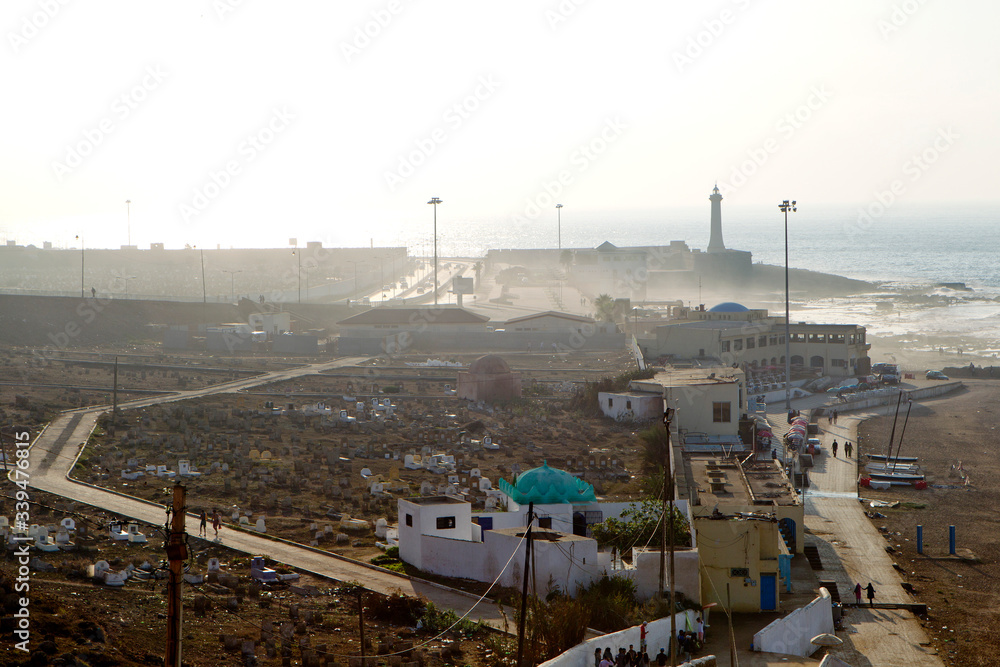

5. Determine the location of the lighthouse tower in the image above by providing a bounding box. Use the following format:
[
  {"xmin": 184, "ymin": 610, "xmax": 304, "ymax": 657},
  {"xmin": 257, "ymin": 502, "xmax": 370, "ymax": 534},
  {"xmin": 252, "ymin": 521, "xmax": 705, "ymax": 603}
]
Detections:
[{"xmin": 707, "ymin": 185, "xmax": 726, "ymax": 254}]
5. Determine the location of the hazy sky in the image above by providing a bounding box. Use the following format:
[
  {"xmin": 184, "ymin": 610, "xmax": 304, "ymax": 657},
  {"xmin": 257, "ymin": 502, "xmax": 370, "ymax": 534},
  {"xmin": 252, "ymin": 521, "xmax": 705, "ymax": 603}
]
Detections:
[{"xmin": 3, "ymin": 1, "xmax": 997, "ymax": 250}]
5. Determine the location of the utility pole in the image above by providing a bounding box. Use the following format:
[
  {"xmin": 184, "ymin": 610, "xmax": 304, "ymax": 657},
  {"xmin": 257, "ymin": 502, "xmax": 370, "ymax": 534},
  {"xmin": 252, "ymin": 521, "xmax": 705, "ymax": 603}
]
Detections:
[
  {"xmin": 357, "ymin": 588, "xmax": 366, "ymax": 659},
  {"xmin": 516, "ymin": 502, "xmax": 534, "ymax": 667},
  {"xmin": 164, "ymin": 483, "xmax": 188, "ymax": 667},
  {"xmin": 663, "ymin": 408, "xmax": 677, "ymax": 667},
  {"xmin": 110, "ymin": 356, "xmax": 119, "ymax": 437}
]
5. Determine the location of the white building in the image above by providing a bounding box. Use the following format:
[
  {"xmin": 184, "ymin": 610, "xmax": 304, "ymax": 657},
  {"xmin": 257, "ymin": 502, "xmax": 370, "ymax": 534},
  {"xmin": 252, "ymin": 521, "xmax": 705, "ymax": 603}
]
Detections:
[{"xmin": 397, "ymin": 463, "xmax": 701, "ymax": 602}]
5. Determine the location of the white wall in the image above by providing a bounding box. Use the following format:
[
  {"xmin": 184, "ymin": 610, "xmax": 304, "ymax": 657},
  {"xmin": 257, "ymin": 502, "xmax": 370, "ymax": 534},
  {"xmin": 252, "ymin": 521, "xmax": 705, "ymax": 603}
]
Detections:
[
  {"xmin": 753, "ymin": 588, "xmax": 834, "ymax": 657},
  {"xmin": 599, "ymin": 392, "xmax": 663, "ymax": 421},
  {"xmin": 537, "ymin": 610, "xmax": 700, "ymax": 667},
  {"xmin": 626, "ymin": 548, "xmax": 701, "ymax": 603}
]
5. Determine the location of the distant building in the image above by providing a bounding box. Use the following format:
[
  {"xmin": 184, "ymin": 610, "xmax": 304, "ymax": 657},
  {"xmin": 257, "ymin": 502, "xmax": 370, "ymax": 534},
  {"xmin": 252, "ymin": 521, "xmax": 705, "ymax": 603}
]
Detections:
[
  {"xmin": 456, "ymin": 354, "xmax": 521, "ymax": 403},
  {"xmin": 337, "ymin": 306, "xmax": 490, "ymax": 354},
  {"xmin": 647, "ymin": 302, "xmax": 870, "ymax": 377}
]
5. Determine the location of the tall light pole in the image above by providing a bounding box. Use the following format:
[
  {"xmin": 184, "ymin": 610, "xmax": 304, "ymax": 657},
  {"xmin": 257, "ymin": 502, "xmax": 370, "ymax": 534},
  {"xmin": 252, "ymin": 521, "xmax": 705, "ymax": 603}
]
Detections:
[
  {"xmin": 780, "ymin": 200, "xmax": 797, "ymax": 413},
  {"xmin": 290, "ymin": 240, "xmax": 301, "ymax": 304},
  {"xmin": 125, "ymin": 199, "xmax": 131, "ymax": 247},
  {"xmin": 75, "ymin": 235, "xmax": 84, "ymax": 298},
  {"xmin": 221, "ymin": 269, "xmax": 242, "ymax": 302},
  {"xmin": 556, "ymin": 203, "xmax": 563, "ymax": 250},
  {"xmin": 427, "ymin": 197, "xmax": 442, "ymax": 306},
  {"xmin": 123, "ymin": 275, "xmax": 136, "ymax": 299}
]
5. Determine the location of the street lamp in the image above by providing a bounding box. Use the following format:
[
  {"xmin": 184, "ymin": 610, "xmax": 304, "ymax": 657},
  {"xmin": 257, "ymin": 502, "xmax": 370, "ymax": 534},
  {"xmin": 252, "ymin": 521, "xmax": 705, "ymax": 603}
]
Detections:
[
  {"xmin": 221, "ymin": 269, "xmax": 242, "ymax": 302},
  {"xmin": 125, "ymin": 199, "xmax": 131, "ymax": 247},
  {"xmin": 290, "ymin": 241, "xmax": 301, "ymax": 304},
  {"xmin": 556, "ymin": 203, "xmax": 563, "ymax": 250},
  {"xmin": 427, "ymin": 197, "xmax": 442, "ymax": 306},
  {"xmin": 75, "ymin": 235, "xmax": 84, "ymax": 298},
  {"xmin": 779, "ymin": 199, "xmax": 797, "ymax": 413},
  {"xmin": 123, "ymin": 275, "xmax": 137, "ymax": 299}
]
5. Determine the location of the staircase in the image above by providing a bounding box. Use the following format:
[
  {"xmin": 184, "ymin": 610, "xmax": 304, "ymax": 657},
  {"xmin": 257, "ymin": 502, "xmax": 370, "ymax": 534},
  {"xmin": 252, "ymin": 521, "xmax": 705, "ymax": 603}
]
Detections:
[{"xmin": 803, "ymin": 544, "xmax": 823, "ymax": 570}]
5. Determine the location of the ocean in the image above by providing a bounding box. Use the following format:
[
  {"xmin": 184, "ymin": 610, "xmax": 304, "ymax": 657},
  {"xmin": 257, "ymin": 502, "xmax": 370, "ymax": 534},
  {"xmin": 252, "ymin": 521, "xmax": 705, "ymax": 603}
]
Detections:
[{"xmin": 385, "ymin": 202, "xmax": 1000, "ymax": 357}]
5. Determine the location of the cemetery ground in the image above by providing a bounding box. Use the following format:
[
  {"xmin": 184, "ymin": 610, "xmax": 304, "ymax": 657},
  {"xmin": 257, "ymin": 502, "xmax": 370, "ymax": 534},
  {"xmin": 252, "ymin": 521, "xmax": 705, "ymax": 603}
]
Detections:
[
  {"xmin": 855, "ymin": 380, "xmax": 1000, "ymax": 667},
  {"xmin": 68, "ymin": 349, "xmax": 650, "ymax": 574},
  {"xmin": 0, "ymin": 491, "xmax": 495, "ymax": 667},
  {"xmin": 0, "ymin": 344, "xmax": 300, "ymax": 431}
]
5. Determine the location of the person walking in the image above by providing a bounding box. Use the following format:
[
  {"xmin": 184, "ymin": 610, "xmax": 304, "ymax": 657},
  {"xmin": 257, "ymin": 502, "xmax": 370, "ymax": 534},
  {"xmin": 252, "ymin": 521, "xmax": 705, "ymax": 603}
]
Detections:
[
  {"xmin": 212, "ymin": 509, "xmax": 222, "ymax": 539},
  {"xmin": 832, "ymin": 440, "xmax": 839, "ymax": 457},
  {"xmin": 865, "ymin": 582, "xmax": 876, "ymax": 606},
  {"xmin": 594, "ymin": 648, "xmax": 602, "ymax": 667},
  {"xmin": 696, "ymin": 616, "xmax": 705, "ymax": 643},
  {"xmin": 198, "ymin": 509, "xmax": 207, "ymax": 538},
  {"xmin": 854, "ymin": 582, "xmax": 863, "ymax": 605},
  {"xmin": 845, "ymin": 441, "xmax": 853, "ymax": 458}
]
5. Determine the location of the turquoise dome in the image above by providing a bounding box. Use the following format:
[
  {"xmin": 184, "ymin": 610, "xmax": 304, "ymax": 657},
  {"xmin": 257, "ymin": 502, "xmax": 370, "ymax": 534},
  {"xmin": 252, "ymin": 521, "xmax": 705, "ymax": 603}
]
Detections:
[
  {"xmin": 708, "ymin": 302, "xmax": 749, "ymax": 313},
  {"xmin": 499, "ymin": 461, "xmax": 597, "ymax": 504}
]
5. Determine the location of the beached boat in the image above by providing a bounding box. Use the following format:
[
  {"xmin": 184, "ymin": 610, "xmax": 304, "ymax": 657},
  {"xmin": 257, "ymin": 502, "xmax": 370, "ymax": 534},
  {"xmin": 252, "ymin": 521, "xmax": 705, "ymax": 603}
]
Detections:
[
  {"xmin": 869, "ymin": 471, "xmax": 925, "ymax": 483},
  {"xmin": 866, "ymin": 463, "xmax": 922, "ymax": 474},
  {"xmin": 867, "ymin": 454, "xmax": 918, "ymax": 463}
]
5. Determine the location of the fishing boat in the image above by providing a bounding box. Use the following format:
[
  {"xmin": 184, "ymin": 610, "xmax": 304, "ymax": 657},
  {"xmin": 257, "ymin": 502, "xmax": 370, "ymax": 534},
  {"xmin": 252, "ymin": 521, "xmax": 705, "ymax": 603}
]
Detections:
[
  {"xmin": 867, "ymin": 454, "xmax": 918, "ymax": 463},
  {"xmin": 868, "ymin": 471, "xmax": 925, "ymax": 484}
]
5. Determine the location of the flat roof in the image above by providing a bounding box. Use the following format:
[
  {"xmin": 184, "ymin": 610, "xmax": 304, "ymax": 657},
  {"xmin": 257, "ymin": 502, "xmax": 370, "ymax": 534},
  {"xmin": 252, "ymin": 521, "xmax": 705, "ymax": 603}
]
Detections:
[
  {"xmin": 686, "ymin": 455, "xmax": 798, "ymax": 506},
  {"xmin": 339, "ymin": 307, "xmax": 490, "ymax": 326},
  {"xmin": 639, "ymin": 367, "xmax": 743, "ymax": 388},
  {"xmin": 404, "ymin": 495, "xmax": 469, "ymax": 506}
]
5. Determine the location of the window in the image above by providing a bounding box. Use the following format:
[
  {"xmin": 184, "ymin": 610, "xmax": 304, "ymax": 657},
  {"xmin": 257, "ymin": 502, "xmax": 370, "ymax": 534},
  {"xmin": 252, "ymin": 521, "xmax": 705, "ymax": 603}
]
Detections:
[
  {"xmin": 730, "ymin": 567, "xmax": 750, "ymax": 578},
  {"xmin": 405, "ymin": 514, "xmax": 412, "ymax": 527},
  {"xmin": 848, "ymin": 334, "xmax": 856, "ymax": 344},
  {"xmin": 721, "ymin": 340, "xmax": 731, "ymax": 352},
  {"xmin": 734, "ymin": 339, "xmax": 743, "ymax": 351},
  {"xmin": 712, "ymin": 402, "xmax": 731, "ymax": 423},
  {"xmin": 830, "ymin": 334, "xmax": 845, "ymax": 344},
  {"xmin": 759, "ymin": 335, "xmax": 767, "ymax": 348},
  {"xmin": 626, "ymin": 400, "xmax": 632, "ymax": 410},
  {"xmin": 778, "ymin": 335, "xmax": 785, "ymax": 344},
  {"xmin": 769, "ymin": 335, "xmax": 778, "ymax": 346},
  {"xmin": 436, "ymin": 516, "xmax": 456, "ymax": 530},
  {"xmin": 608, "ymin": 397, "xmax": 613, "ymax": 408},
  {"xmin": 538, "ymin": 517, "xmax": 552, "ymax": 529},
  {"xmin": 746, "ymin": 337, "xmax": 755, "ymax": 349}
]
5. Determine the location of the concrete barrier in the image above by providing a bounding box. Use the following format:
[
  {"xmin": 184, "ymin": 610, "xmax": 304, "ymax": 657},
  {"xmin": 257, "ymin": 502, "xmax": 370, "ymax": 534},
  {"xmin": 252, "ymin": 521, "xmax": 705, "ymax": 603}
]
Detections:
[
  {"xmin": 752, "ymin": 587, "xmax": 834, "ymax": 657},
  {"xmin": 837, "ymin": 381, "xmax": 962, "ymax": 412}
]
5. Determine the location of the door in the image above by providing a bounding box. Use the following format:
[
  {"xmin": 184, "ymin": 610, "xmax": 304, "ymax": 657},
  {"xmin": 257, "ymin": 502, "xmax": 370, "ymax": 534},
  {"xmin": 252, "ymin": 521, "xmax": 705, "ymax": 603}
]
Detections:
[
  {"xmin": 478, "ymin": 517, "xmax": 493, "ymax": 532},
  {"xmin": 760, "ymin": 573, "xmax": 777, "ymax": 611}
]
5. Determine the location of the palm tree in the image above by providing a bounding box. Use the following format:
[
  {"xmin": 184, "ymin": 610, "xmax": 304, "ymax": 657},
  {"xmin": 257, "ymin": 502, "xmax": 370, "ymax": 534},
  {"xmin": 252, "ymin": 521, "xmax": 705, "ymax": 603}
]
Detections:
[{"xmin": 594, "ymin": 293, "xmax": 615, "ymax": 322}]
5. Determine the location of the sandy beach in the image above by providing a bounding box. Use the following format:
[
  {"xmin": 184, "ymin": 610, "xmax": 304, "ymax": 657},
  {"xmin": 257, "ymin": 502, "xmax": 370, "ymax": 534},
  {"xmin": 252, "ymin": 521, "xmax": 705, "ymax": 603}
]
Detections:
[{"xmin": 856, "ymin": 379, "xmax": 1000, "ymax": 667}]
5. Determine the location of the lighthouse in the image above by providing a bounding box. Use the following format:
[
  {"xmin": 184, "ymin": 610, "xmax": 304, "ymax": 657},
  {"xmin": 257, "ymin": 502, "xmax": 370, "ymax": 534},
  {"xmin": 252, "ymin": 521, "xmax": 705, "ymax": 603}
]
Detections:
[{"xmin": 707, "ymin": 185, "xmax": 726, "ymax": 254}]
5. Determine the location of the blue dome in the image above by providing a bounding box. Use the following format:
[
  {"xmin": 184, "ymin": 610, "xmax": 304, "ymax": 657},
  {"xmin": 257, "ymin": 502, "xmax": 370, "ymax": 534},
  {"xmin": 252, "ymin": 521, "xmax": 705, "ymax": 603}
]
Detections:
[
  {"xmin": 499, "ymin": 461, "xmax": 597, "ymax": 505},
  {"xmin": 709, "ymin": 302, "xmax": 749, "ymax": 313}
]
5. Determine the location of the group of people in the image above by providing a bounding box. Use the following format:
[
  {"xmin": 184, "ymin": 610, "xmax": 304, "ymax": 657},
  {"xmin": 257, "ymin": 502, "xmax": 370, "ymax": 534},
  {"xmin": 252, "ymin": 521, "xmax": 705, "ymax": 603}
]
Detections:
[
  {"xmin": 594, "ymin": 617, "xmax": 706, "ymax": 667},
  {"xmin": 855, "ymin": 582, "xmax": 876, "ymax": 606},
  {"xmin": 830, "ymin": 439, "xmax": 853, "ymax": 458},
  {"xmin": 197, "ymin": 509, "xmax": 223, "ymax": 539}
]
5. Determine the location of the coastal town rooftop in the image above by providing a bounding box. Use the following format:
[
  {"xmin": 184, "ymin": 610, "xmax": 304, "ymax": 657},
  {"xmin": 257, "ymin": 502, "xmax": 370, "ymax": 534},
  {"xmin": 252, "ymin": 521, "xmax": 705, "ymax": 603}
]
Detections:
[{"xmin": 685, "ymin": 454, "xmax": 799, "ymax": 507}]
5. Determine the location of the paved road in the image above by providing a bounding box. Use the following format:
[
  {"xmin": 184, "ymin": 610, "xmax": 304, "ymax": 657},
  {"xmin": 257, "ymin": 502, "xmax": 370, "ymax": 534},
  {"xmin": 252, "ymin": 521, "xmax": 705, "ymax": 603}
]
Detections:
[
  {"xmin": 767, "ymin": 398, "xmax": 944, "ymax": 666},
  {"xmin": 17, "ymin": 356, "xmax": 509, "ymax": 629}
]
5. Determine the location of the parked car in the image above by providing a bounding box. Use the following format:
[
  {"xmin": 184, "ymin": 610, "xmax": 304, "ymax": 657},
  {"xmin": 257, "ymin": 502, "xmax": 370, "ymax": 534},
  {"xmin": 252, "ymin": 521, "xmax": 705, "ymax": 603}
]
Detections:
[
  {"xmin": 926, "ymin": 370, "xmax": 949, "ymax": 380},
  {"xmin": 806, "ymin": 438, "xmax": 823, "ymax": 455}
]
